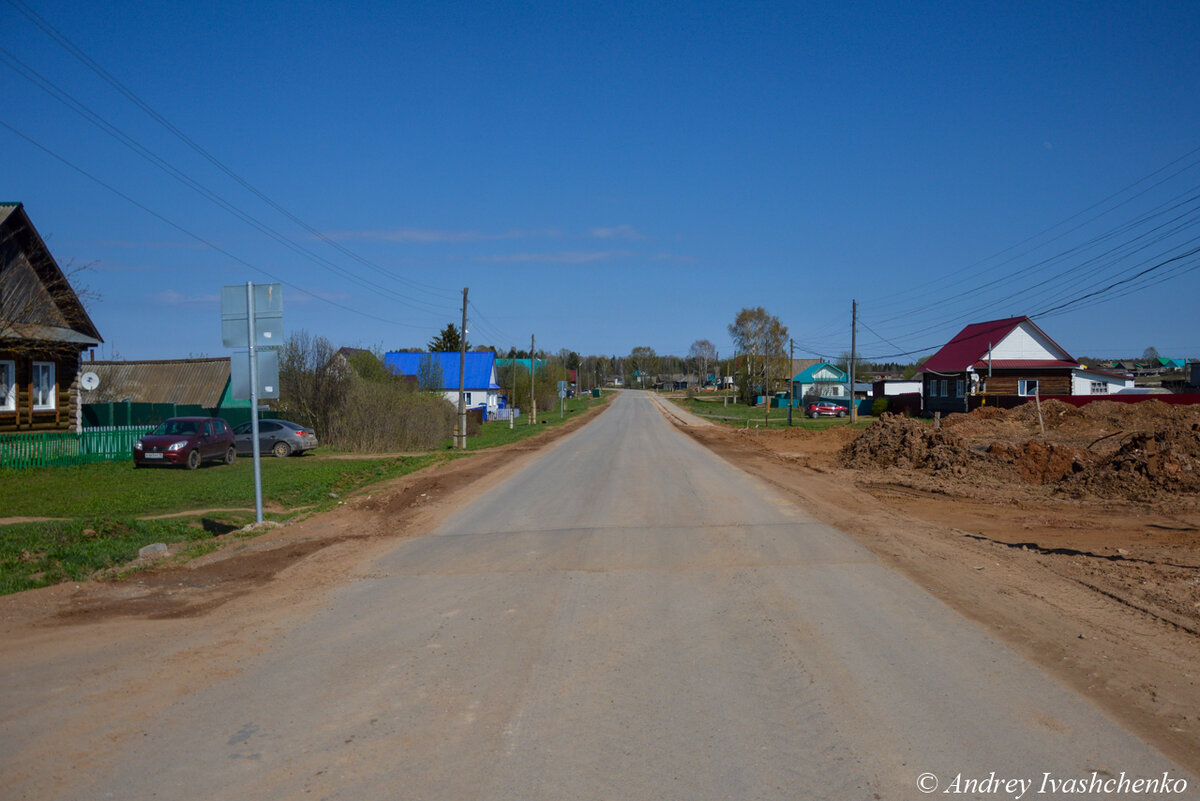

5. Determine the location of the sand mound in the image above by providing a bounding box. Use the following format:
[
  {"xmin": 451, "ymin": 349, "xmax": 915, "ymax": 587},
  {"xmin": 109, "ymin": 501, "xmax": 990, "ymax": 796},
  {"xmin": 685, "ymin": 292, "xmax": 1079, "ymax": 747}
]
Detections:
[{"xmin": 839, "ymin": 413, "xmax": 970, "ymax": 473}]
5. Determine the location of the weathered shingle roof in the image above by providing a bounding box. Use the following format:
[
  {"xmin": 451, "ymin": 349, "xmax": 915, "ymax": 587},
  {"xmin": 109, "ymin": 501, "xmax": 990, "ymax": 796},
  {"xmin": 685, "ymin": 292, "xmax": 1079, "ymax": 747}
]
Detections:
[
  {"xmin": 83, "ymin": 358, "xmax": 231, "ymax": 406},
  {"xmin": 0, "ymin": 202, "xmax": 103, "ymax": 345}
]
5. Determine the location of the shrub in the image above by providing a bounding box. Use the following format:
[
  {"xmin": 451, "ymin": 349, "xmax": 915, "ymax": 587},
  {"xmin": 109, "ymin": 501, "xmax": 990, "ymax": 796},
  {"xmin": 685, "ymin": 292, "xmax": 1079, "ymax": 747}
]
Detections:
[
  {"xmin": 326, "ymin": 379, "xmax": 454, "ymax": 451},
  {"xmin": 872, "ymin": 397, "xmax": 889, "ymax": 416}
]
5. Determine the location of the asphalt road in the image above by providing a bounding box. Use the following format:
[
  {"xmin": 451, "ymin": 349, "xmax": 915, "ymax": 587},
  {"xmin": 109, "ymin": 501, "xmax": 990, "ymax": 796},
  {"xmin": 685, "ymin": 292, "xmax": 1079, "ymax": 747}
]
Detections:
[{"xmin": 14, "ymin": 392, "xmax": 1197, "ymax": 800}]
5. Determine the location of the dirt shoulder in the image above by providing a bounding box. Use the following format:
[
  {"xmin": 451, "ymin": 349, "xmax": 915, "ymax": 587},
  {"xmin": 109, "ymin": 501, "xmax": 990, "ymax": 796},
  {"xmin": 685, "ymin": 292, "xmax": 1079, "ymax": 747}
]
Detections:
[
  {"xmin": 0, "ymin": 400, "xmax": 612, "ymax": 629},
  {"xmin": 669, "ymin": 401, "xmax": 1200, "ymax": 772}
]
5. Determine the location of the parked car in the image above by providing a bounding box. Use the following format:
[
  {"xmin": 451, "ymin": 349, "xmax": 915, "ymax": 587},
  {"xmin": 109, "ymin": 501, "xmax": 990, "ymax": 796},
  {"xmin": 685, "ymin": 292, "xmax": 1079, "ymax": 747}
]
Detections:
[
  {"xmin": 806, "ymin": 400, "xmax": 847, "ymax": 418},
  {"xmin": 134, "ymin": 417, "xmax": 236, "ymax": 469},
  {"xmin": 233, "ymin": 420, "xmax": 318, "ymax": 458}
]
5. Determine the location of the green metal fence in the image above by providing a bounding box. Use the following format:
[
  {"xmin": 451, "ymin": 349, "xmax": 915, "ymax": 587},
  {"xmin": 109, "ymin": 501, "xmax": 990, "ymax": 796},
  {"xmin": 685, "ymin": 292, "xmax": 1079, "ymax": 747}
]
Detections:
[{"xmin": 0, "ymin": 426, "xmax": 152, "ymax": 470}]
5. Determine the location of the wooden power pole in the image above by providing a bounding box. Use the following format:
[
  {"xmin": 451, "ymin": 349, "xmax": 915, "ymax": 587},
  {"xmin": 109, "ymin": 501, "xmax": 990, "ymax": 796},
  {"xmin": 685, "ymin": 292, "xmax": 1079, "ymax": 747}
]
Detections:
[
  {"xmin": 849, "ymin": 299, "xmax": 858, "ymax": 424},
  {"xmin": 457, "ymin": 287, "xmax": 468, "ymax": 449}
]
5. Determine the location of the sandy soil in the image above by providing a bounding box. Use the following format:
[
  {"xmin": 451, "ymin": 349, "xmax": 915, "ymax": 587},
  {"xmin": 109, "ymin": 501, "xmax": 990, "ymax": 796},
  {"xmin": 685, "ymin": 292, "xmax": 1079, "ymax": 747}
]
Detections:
[
  {"xmin": 3, "ymin": 394, "xmax": 1199, "ymax": 777},
  {"xmin": 669, "ymin": 399, "xmax": 1200, "ymax": 771}
]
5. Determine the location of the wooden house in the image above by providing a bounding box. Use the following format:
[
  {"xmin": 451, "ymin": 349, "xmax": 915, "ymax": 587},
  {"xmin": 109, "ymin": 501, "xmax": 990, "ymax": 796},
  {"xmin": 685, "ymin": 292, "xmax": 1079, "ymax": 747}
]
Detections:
[{"xmin": 1, "ymin": 203, "xmax": 103, "ymax": 433}]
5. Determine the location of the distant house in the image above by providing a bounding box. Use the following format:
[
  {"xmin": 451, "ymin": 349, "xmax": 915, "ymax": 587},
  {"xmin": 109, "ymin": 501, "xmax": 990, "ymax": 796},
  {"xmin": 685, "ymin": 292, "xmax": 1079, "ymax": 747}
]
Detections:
[
  {"xmin": 872, "ymin": 379, "xmax": 922, "ymax": 397},
  {"xmin": 1, "ymin": 203, "xmax": 103, "ymax": 433},
  {"xmin": 80, "ymin": 357, "xmax": 253, "ymax": 427},
  {"xmin": 919, "ymin": 316, "xmax": 1130, "ymax": 415},
  {"xmin": 384, "ymin": 351, "xmax": 501, "ymax": 418},
  {"xmin": 790, "ymin": 361, "xmax": 848, "ymax": 399}
]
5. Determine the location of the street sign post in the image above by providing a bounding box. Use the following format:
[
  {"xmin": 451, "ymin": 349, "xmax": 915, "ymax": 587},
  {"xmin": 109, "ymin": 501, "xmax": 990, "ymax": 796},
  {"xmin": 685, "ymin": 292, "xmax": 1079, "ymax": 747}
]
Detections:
[{"xmin": 222, "ymin": 282, "xmax": 282, "ymax": 523}]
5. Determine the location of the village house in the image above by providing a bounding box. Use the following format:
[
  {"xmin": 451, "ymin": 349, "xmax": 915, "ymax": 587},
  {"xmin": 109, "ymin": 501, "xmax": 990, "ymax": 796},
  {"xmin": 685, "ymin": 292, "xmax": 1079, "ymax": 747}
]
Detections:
[
  {"xmin": 1, "ymin": 203, "xmax": 103, "ymax": 433},
  {"xmin": 383, "ymin": 351, "xmax": 501, "ymax": 419},
  {"xmin": 919, "ymin": 316, "xmax": 1131, "ymax": 415}
]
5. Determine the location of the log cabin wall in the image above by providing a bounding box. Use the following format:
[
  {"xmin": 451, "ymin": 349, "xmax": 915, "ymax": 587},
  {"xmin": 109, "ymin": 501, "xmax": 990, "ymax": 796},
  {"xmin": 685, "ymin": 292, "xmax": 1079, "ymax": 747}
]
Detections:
[{"xmin": 0, "ymin": 348, "xmax": 80, "ymax": 433}]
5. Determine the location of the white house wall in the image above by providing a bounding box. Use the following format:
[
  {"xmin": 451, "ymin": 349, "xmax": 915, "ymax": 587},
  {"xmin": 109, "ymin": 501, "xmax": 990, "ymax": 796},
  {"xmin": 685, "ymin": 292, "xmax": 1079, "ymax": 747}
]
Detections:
[
  {"xmin": 992, "ymin": 323, "xmax": 1071, "ymax": 361},
  {"xmin": 1071, "ymin": 371, "xmax": 1134, "ymax": 395},
  {"xmin": 440, "ymin": 390, "xmax": 500, "ymax": 413}
]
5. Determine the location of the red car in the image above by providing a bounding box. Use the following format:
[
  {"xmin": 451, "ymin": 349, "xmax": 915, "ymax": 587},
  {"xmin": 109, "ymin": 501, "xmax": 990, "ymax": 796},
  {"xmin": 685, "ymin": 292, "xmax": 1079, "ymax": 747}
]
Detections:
[
  {"xmin": 134, "ymin": 417, "xmax": 236, "ymax": 469},
  {"xmin": 807, "ymin": 401, "xmax": 847, "ymax": 418}
]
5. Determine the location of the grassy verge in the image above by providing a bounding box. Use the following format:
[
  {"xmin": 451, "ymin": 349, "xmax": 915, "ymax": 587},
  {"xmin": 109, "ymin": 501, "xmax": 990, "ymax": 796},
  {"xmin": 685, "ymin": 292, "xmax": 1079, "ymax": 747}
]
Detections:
[
  {"xmin": 456, "ymin": 390, "xmax": 613, "ymax": 450},
  {"xmin": 0, "ymin": 453, "xmax": 442, "ymax": 595},
  {"xmin": 668, "ymin": 395, "xmax": 874, "ymax": 431}
]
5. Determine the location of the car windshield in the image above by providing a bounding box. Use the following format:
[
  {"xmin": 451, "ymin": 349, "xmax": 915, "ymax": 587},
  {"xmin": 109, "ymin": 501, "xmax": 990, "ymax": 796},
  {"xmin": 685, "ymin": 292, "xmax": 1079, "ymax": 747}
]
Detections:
[{"xmin": 154, "ymin": 420, "xmax": 198, "ymax": 436}]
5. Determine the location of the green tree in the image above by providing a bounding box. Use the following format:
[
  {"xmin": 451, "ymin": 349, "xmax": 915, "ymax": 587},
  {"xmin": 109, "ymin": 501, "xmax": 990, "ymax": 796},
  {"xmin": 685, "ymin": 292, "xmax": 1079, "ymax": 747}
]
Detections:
[{"xmin": 428, "ymin": 323, "xmax": 464, "ymax": 352}]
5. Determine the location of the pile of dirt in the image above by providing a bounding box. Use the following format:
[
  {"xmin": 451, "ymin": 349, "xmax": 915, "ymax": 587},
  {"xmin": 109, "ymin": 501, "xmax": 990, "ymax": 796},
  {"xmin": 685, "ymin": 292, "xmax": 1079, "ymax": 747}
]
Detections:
[
  {"xmin": 1062, "ymin": 423, "xmax": 1200, "ymax": 500},
  {"xmin": 839, "ymin": 413, "xmax": 971, "ymax": 474},
  {"xmin": 837, "ymin": 401, "xmax": 1200, "ymax": 503},
  {"xmin": 988, "ymin": 440, "xmax": 1091, "ymax": 484}
]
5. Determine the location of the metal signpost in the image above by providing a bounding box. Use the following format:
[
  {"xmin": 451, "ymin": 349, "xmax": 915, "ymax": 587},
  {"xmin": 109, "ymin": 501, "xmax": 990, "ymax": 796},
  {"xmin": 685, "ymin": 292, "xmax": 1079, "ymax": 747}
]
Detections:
[{"xmin": 222, "ymin": 282, "xmax": 282, "ymax": 523}]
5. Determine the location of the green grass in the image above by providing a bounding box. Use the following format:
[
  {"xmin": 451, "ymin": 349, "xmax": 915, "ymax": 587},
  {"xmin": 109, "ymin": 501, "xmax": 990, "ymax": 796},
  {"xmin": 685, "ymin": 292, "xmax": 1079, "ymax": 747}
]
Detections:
[
  {"xmin": 0, "ymin": 453, "xmax": 442, "ymax": 518},
  {"xmin": 668, "ymin": 395, "xmax": 874, "ymax": 431},
  {"xmin": 457, "ymin": 391, "xmax": 613, "ymax": 450},
  {"xmin": 0, "ymin": 515, "xmax": 247, "ymax": 594},
  {"xmin": 0, "ymin": 453, "xmax": 443, "ymax": 595}
]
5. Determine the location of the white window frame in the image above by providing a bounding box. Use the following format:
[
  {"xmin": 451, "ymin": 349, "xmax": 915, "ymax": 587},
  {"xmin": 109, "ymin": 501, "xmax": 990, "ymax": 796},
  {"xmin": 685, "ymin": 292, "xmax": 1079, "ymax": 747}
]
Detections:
[
  {"xmin": 955, "ymin": 379, "xmax": 964, "ymax": 397},
  {"xmin": 940, "ymin": 379, "xmax": 948, "ymax": 397},
  {"xmin": 465, "ymin": 391, "xmax": 473, "ymax": 405},
  {"xmin": 928, "ymin": 380, "xmax": 939, "ymax": 397},
  {"xmin": 0, "ymin": 360, "xmax": 14, "ymax": 412},
  {"xmin": 1090, "ymin": 381, "xmax": 1108, "ymax": 395},
  {"xmin": 1018, "ymin": 378, "xmax": 1039, "ymax": 397},
  {"xmin": 32, "ymin": 361, "xmax": 55, "ymax": 411}
]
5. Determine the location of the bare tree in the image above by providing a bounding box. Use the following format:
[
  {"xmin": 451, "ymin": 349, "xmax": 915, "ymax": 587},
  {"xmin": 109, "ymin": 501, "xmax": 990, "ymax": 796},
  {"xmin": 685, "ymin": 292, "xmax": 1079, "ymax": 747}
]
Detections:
[
  {"xmin": 688, "ymin": 339, "xmax": 716, "ymax": 387},
  {"xmin": 278, "ymin": 330, "xmax": 350, "ymax": 436},
  {"xmin": 728, "ymin": 307, "xmax": 788, "ymax": 404}
]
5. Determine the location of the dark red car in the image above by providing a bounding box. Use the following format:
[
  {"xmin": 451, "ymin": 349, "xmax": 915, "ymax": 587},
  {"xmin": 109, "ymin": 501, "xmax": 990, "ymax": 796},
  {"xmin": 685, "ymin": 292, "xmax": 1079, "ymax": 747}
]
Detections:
[
  {"xmin": 806, "ymin": 400, "xmax": 847, "ymax": 418},
  {"xmin": 133, "ymin": 417, "xmax": 236, "ymax": 469}
]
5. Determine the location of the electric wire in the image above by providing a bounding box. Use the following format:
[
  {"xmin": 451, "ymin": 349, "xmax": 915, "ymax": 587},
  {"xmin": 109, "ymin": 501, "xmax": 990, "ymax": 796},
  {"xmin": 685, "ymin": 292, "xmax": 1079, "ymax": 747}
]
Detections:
[{"xmin": 0, "ymin": 119, "xmax": 435, "ymax": 330}]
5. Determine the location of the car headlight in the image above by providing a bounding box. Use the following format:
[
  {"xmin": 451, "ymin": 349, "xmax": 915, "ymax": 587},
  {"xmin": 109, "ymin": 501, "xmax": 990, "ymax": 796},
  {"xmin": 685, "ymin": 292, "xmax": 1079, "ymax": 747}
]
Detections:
[
  {"xmin": 167, "ymin": 440, "xmax": 189, "ymax": 451},
  {"xmin": 134, "ymin": 441, "xmax": 144, "ymax": 450}
]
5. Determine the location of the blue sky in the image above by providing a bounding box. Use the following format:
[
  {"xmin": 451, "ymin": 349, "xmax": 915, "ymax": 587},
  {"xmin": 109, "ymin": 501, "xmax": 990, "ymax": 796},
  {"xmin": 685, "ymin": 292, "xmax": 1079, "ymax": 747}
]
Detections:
[{"xmin": 4, "ymin": 0, "xmax": 1198, "ymax": 363}]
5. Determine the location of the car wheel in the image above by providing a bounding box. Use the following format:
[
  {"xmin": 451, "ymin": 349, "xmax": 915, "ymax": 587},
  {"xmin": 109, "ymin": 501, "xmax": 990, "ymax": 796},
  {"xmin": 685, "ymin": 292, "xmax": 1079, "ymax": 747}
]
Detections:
[
  {"xmin": 224, "ymin": 446, "xmax": 236, "ymax": 465},
  {"xmin": 272, "ymin": 441, "xmax": 292, "ymax": 458},
  {"xmin": 185, "ymin": 449, "xmax": 200, "ymax": 470},
  {"xmin": 837, "ymin": 409, "xmax": 846, "ymax": 417}
]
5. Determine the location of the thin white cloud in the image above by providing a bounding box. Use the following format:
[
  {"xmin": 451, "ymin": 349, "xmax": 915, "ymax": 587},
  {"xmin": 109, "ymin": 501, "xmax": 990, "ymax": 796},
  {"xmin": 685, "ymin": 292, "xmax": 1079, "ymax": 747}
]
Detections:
[
  {"xmin": 153, "ymin": 290, "xmax": 219, "ymax": 305},
  {"xmin": 93, "ymin": 240, "xmax": 207, "ymax": 250},
  {"xmin": 590, "ymin": 225, "xmax": 644, "ymax": 241},
  {"xmin": 324, "ymin": 228, "xmax": 561, "ymax": 243},
  {"xmin": 476, "ymin": 250, "xmax": 635, "ymax": 264}
]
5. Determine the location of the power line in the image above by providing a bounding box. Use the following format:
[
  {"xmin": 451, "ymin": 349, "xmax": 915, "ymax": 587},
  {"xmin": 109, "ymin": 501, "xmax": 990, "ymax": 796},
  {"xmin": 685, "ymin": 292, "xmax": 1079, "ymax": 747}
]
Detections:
[
  {"xmin": 4, "ymin": 0, "xmax": 459, "ymax": 304},
  {"xmin": 0, "ymin": 119, "xmax": 434, "ymax": 330}
]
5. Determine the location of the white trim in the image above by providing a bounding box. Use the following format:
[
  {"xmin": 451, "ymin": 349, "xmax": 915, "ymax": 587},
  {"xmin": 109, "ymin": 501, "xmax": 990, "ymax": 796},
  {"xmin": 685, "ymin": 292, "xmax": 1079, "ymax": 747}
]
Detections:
[
  {"xmin": 0, "ymin": 360, "xmax": 15, "ymax": 411},
  {"xmin": 32, "ymin": 361, "xmax": 56, "ymax": 411}
]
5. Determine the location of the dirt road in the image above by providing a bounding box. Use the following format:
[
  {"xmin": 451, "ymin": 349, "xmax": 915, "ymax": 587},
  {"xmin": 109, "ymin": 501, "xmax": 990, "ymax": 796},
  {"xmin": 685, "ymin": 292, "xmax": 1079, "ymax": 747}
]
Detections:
[{"xmin": 1, "ymin": 392, "xmax": 1195, "ymax": 799}]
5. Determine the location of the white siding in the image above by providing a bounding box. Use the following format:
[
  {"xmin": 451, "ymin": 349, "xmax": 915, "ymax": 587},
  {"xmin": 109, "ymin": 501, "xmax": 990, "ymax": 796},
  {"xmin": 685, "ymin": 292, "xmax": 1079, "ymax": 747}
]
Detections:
[
  {"xmin": 991, "ymin": 322, "xmax": 1071, "ymax": 361},
  {"xmin": 1071, "ymin": 370, "xmax": 1134, "ymax": 395}
]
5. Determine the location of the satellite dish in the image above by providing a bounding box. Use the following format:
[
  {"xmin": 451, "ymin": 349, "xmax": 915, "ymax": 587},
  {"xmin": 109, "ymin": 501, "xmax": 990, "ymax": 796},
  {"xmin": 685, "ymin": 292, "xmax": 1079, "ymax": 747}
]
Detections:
[{"xmin": 80, "ymin": 371, "xmax": 100, "ymax": 391}]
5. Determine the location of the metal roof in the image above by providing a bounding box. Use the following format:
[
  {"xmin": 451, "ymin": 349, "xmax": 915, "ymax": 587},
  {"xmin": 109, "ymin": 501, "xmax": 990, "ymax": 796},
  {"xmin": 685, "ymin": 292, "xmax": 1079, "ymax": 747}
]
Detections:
[
  {"xmin": 82, "ymin": 358, "xmax": 232, "ymax": 406},
  {"xmin": 921, "ymin": 316, "xmax": 1076, "ymax": 373},
  {"xmin": 384, "ymin": 352, "xmax": 500, "ymax": 390}
]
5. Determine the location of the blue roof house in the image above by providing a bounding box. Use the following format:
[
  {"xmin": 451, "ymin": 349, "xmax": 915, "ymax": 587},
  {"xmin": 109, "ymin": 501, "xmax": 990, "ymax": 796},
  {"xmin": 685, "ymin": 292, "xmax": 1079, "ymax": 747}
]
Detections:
[
  {"xmin": 791, "ymin": 361, "xmax": 848, "ymax": 399},
  {"xmin": 384, "ymin": 352, "xmax": 502, "ymax": 419}
]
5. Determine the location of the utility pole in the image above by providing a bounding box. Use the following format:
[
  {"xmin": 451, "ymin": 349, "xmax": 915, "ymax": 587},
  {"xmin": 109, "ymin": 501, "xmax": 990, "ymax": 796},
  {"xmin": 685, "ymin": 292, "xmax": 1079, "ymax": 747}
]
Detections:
[
  {"xmin": 530, "ymin": 333, "xmax": 536, "ymax": 425},
  {"xmin": 850, "ymin": 299, "xmax": 858, "ymax": 424},
  {"xmin": 788, "ymin": 338, "xmax": 794, "ymax": 426},
  {"xmin": 457, "ymin": 287, "xmax": 468, "ymax": 449}
]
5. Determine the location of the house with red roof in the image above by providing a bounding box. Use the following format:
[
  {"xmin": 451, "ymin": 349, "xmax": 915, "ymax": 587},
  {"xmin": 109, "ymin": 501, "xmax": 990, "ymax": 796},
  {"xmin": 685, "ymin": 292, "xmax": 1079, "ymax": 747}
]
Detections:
[{"xmin": 919, "ymin": 316, "xmax": 1131, "ymax": 415}]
